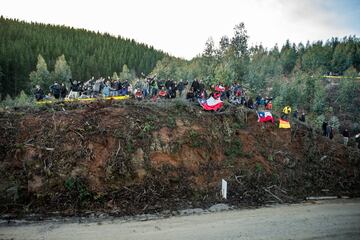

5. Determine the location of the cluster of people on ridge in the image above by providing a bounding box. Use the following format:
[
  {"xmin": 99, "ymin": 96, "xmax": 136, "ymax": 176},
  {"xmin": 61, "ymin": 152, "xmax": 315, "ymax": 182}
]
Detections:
[
  {"xmin": 32, "ymin": 76, "xmax": 360, "ymax": 149},
  {"xmin": 33, "ymin": 77, "xmax": 133, "ymax": 101}
]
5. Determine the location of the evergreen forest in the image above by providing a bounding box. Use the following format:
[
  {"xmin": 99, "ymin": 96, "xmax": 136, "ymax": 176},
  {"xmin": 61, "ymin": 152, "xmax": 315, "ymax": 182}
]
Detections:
[{"xmin": 0, "ymin": 16, "xmax": 167, "ymax": 97}]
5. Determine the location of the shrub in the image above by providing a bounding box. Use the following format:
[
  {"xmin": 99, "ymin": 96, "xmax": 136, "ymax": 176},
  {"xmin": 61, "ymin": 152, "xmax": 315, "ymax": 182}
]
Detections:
[
  {"xmin": 0, "ymin": 91, "xmax": 36, "ymax": 109},
  {"xmin": 224, "ymin": 139, "xmax": 243, "ymax": 159}
]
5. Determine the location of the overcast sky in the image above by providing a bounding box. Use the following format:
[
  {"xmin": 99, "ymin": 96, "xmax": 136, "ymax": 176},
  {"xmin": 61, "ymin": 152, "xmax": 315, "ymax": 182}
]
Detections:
[{"xmin": 1, "ymin": 0, "xmax": 360, "ymax": 59}]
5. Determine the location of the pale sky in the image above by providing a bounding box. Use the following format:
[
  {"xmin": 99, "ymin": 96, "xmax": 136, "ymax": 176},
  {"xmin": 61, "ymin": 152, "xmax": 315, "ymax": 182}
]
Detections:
[{"xmin": 1, "ymin": 0, "xmax": 359, "ymax": 59}]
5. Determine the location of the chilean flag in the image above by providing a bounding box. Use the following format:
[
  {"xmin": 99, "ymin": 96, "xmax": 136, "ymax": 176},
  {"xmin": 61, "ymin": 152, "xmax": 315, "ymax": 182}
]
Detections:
[
  {"xmin": 199, "ymin": 97, "xmax": 224, "ymax": 111},
  {"xmin": 257, "ymin": 111, "xmax": 274, "ymax": 123}
]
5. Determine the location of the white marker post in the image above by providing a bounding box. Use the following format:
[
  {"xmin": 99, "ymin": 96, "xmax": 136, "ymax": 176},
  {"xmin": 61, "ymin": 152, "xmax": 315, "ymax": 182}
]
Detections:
[{"xmin": 221, "ymin": 179, "xmax": 227, "ymax": 199}]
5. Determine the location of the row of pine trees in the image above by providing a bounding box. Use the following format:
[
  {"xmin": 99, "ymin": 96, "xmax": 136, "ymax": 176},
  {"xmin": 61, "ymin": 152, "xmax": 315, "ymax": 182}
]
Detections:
[{"xmin": 0, "ymin": 16, "xmax": 167, "ymax": 98}]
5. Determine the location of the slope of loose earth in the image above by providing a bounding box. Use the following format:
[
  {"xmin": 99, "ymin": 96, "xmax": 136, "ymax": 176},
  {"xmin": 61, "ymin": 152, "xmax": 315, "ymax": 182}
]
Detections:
[{"xmin": 0, "ymin": 100, "xmax": 359, "ymax": 218}]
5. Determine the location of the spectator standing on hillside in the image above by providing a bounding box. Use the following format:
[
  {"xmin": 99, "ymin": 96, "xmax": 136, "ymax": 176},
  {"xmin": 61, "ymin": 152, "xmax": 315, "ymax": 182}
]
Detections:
[
  {"xmin": 342, "ymin": 128, "xmax": 350, "ymax": 146},
  {"xmin": 247, "ymin": 97, "xmax": 254, "ymax": 109},
  {"xmin": 191, "ymin": 79, "xmax": 200, "ymax": 93},
  {"xmin": 326, "ymin": 125, "xmax": 332, "ymax": 138},
  {"xmin": 68, "ymin": 79, "xmax": 83, "ymax": 99},
  {"xmin": 60, "ymin": 83, "xmax": 67, "ymax": 99},
  {"xmin": 293, "ymin": 110, "xmax": 298, "ymax": 119},
  {"xmin": 34, "ymin": 85, "xmax": 45, "ymax": 101},
  {"xmin": 49, "ymin": 82, "xmax": 61, "ymax": 99},
  {"xmin": 102, "ymin": 81, "xmax": 114, "ymax": 97},
  {"xmin": 322, "ymin": 121, "xmax": 328, "ymax": 136},
  {"xmin": 143, "ymin": 79, "xmax": 149, "ymax": 98},
  {"xmin": 177, "ymin": 80, "xmax": 185, "ymax": 97},
  {"xmin": 355, "ymin": 133, "xmax": 360, "ymax": 149},
  {"xmin": 330, "ymin": 127, "xmax": 334, "ymax": 139},
  {"xmin": 299, "ymin": 112, "xmax": 306, "ymax": 122}
]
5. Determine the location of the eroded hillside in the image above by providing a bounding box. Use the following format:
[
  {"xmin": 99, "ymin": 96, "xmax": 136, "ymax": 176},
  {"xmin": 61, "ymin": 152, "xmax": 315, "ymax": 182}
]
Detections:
[{"xmin": 0, "ymin": 100, "xmax": 359, "ymax": 217}]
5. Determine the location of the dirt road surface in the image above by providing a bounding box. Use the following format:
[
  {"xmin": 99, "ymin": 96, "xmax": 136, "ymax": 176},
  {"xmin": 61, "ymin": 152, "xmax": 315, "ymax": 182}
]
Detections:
[{"xmin": 1, "ymin": 199, "xmax": 359, "ymax": 240}]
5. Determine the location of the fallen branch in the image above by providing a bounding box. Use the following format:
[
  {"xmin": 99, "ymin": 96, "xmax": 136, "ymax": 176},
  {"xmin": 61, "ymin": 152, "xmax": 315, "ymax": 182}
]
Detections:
[
  {"xmin": 24, "ymin": 143, "xmax": 54, "ymax": 151},
  {"xmin": 306, "ymin": 196, "xmax": 338, "ymax": 200},
  {"xmin": 70, "ymin": 129, "xmax": 84, "ymax": 140},
  {"xmin": 115, "ymin": 140, "xmax": 121, "ymax": 157},
  {"xmin": 263, "ymin": 187, "xmax": 283, "ymax": 203}
]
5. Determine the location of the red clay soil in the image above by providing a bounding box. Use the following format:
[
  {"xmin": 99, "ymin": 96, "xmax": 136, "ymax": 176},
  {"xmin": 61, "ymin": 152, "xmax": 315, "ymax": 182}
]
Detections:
[{"xmin": 0, "ymin": 100, "xmax": 359, "ymax": 217}]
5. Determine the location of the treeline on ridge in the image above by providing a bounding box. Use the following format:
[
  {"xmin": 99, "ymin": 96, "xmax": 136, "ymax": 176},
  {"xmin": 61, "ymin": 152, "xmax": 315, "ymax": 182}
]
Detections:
[
  {"xmin": 150, "ymin": 23, "xmax": 360, "ymax": 123},
  {"xmin": 0, "ymin": 16, "xmax": 167, "ymax": 98}
]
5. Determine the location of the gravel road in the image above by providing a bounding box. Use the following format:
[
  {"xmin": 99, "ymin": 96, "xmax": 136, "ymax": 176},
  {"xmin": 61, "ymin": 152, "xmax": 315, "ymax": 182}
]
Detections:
[{"xmin": 1, "ymin": 199, "xmax": 359, "ymax": 240}]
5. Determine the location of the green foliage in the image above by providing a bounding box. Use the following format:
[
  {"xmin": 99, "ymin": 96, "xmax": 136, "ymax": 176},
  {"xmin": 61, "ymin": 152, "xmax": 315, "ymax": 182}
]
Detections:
[
  {"xmin": 279, "ymin": 40, "xmax": 297, "ymax": 75},
  {"xmin": 314, "ymin": 114, "xmax": 326, "ymax": 129},
  {"xmin": 52, "ymin": 54, "xmax": 72, "ymax": 83},
  {"xmin": 331, "ymin": 36, "xmax": 358, "ymax": 74},
  {"xmin": 125, "ymin": 138, "xmax": 135, "ymax": 154},
  {"xmin": 255, "ymin": 163, "xmax": 263, "ymax": 172},
  {"xmin": 167, "ymin": 116, "xmax": 176, "ymax": 129},
  {"xmin": 312, "ymin": 79, "xmax": 326, "ymax": 114},
  {"xmin": 142, "ymin": 122, "xmax": 154, "ymax": 133},
  {"xmin": 329, "ymin": 115, "xmax": 340, "ymax": 131},
  {"xmin": 138, "ymin": 122, "xmax": 155, "ymax": 138},
  {"xmin": 214, "ymin": 62, "xmax": 235, "ymax": 85},
  {"xmin": 272, "ymin": 96, "xmax": 284, "ymax": 112},
  {"xmin": 189, "ymin": 130, "xmax": 202, "ymax": 148},
  {"xmin": 301, "ymin": 41, "xmax": 332, "ymax": 73},
  {"xmin": 0, "ymin": 91, "xmax": 36, "ymax": 108},
  {"xmin": 120, "ymin": 64, "xmax": 134, "ymax": 80},
  {"xmin": 29, "ymin": 54, "xmax": 50, "ymax": 87},
  {"xmin": 112, "ymin": 72, "xmax": 119, "ymax": 80},
  {"xmin": 65, "ymin": 177, "xmax": 91, "ymax": 201},
  {"xmin": 338, "ymin": 68, "xmax": 359, "ymax": 112},
  {"xmin": 224, "ymin": 139, "xmax": 243, "ymax": 159}
]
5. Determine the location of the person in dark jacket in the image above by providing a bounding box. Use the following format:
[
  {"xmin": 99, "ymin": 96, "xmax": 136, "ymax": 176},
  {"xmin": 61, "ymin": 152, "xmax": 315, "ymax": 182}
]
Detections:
[
  {"xmin": 191, "ymin": 79, "xmax": 200, "ymax": 93},
  {"xmin": 168, "ymin": 80, "xmax": 177, "ymax": 98},
  {"xmin": 355, "ymin": 133, "xmax": 360, "ymax": 149},
  {"xmin": 49, "ymin": 82, "xmax": 61, "ymax": 99},
  {"xmin": 177, "ymin": 80, "xmax": 185, "ymax": 97},
  {"xmin": 342, "ymin": 129, "xmax": 350, "ymax": 146},
  {"xmin": 247, "ymin": 98, "xmax": 254, "ymax": 109},
  {"xmin": 326, "ymin": 125, "xmax": 333, "ymax": 139},
  {"xmin": 60, "ymin": 83, "xmax": 67, "ymax": 99},
  {"xmin": 293, "ymin": 110, "xmax": 298, "ymax": 119},
  {"xmin": 34, "ymin": 85, "xmax": 45, "ymax": 101},
  {"xmin": 299, "ymin": 112, "xmax": 306, "ymax": 122},
  {"xmin": 322, "ymin": 121, "xmax": 328, "ymax": 136},
  {"xmin": 69, "ymin": 79, "xmax": 83, "ymax": 92},
  {"xmin": 165, "ymin": 79, "xmax": 171, "ymax": 90}
]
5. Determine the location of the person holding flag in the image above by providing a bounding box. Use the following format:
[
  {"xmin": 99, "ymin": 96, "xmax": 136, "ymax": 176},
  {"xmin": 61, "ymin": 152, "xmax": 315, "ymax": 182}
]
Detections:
[
  {"xmin": 279, "ymin": 105, "xmax": 292, "ymax": 128},
  {"xmin": 257, "ymin": 111, "xmax": 274, "ymax": 123}
]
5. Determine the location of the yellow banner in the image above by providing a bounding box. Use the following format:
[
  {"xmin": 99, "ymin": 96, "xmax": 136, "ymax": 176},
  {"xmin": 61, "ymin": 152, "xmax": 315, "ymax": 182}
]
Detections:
[{"xmin": 279, "ymin": 119, "xmax": 291, "ymax": 129}]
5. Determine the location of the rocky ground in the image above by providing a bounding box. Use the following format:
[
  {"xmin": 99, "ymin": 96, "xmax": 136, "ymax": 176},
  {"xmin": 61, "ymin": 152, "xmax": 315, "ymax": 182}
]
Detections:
[{"xmin": 0, "ymin": 99, "xmax": 359, "ymax": 218}]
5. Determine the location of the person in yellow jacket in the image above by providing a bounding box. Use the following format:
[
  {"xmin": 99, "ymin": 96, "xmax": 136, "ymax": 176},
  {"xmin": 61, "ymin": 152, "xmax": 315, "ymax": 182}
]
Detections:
[
  {"xmin": 282, "ymin": 106, "xmax": 292, "ymax": 115},
  {"xmin": 281, "ymin": 106, "xmax": 292, "ymax": 121}
]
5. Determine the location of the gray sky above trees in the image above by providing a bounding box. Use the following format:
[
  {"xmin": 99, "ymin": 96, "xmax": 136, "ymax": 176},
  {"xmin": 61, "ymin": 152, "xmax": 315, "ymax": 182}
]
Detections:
[{"xmin": 1, "ymin": 0, "xmax": 359, "ymax": 59}]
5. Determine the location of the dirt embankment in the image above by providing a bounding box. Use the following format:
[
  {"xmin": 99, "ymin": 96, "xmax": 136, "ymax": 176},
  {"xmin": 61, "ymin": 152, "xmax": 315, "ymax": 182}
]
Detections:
[{"xmin": 0, "ymin": 100, "xmax": 359, "ymax": 217}]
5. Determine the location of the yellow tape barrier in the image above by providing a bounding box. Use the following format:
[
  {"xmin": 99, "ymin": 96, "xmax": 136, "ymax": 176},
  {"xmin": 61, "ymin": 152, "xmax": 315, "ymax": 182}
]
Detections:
[
  {"xmin": 323, "ymin": 75, "xmax": 360, "ymax": 80},
  {"xmin": 36, "ymin": 95, "xmax": 130, "ymax": 105}
]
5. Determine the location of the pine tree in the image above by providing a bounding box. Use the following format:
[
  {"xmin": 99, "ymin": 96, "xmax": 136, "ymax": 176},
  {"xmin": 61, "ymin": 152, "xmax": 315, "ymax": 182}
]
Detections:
[
  {"xmin": 29, "ymin": 54, "xmax": 50, "ymax": 87},
  {"xmin": 120, "ymin": 64, "xmax": 133, "ymax": 80},
  {"xmin": 52, "ymin": 54, "xmax": 72, "ymax": 83}
]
